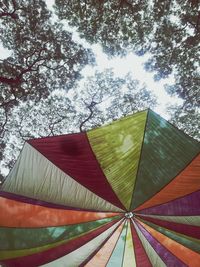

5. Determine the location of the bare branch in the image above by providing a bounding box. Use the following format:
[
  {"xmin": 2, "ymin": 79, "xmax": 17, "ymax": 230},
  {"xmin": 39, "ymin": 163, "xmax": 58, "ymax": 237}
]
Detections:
[
  {"xmin": 47, "ymin": 118, "xmax": 64, "ymax": 136},
  {"xmin": 0, "ymin": 46, "xmax": 47, "ymax": 88},
  {"xmin": 79, "ymin": 101, "xmax": 96, "ymax": 132},
  {"xmin": 0, "ymin": 0, "xmax": 18, "ymax": 19},
  {"xmin": 0, "ymin": 76, "xmax": 21, "ymax": 85},
  {"xmin": 0, "ymin": 11, "xmax": 18, "ymax": 19},
  {"xmin": 0, "ymin": 95, "xmax": 18, "ymax": 109},
  {"xmin": 0, "ymin": 108, "xmax": 9, "ymax": 138},
  {"xmin": 16, "ymin": 115, "xmax": 35, "ymax": 141}
]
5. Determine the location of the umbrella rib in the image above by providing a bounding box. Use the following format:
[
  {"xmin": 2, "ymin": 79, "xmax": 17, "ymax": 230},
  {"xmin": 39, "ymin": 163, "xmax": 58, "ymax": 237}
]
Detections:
[{"xmin": 129, "ymin": 109, "xmax": 150, "ymax": 211}]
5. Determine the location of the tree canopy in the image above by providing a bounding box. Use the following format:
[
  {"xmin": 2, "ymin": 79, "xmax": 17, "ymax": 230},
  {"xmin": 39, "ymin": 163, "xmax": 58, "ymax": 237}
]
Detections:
[
  {"xmin": 55, "ymin": 0, "xmax": 200, "ymax": 106},
  {"xmin": 0, "ymin": 0, "xmax": 94, "ymax": 109},
  {"xmin": 0, "ymin": 0, "xmax": 199, "ymax": 181}
]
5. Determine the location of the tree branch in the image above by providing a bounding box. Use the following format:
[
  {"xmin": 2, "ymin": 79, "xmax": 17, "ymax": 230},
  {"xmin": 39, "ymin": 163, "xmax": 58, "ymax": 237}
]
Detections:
[
  {"xmin": 0, "ymin": 108, "xmax": 9, "ymax": 138},
  {"xmin": 0, "ymin": 12, "xmax": 18, "ymax": 19},
  {"xmin": 47, "ymin": 117, "xmax": 64, "ymax": 136},
  {"xmin": 0, "ymin": 46, "xmax": 47, "ymax": 88},
  {"xmin": 196, "ymin": 11, "xmax": 200, "ymax": 33},
  {"xmin": 79, "ymin": 101, "xmax": 97, "ymax": 132},
  {"xmin": 0, "ymin": 0, "xmax": 18, "ymax": 19},
  {"xmin": 0, "ymin": 76, "xmax": 21, "ymax": 85}
]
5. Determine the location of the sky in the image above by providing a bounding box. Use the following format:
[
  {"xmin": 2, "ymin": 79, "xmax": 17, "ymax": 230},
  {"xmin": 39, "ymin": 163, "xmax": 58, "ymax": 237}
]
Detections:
[{"xmin": 79, "ymin": 44, "xmax": 182, "ymax": 118}]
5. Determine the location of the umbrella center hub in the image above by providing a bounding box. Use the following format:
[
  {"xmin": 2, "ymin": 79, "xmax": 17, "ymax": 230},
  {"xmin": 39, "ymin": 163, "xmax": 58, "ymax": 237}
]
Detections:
[{"xmin": 125, "ymin": 212, "xmax": 133, "ymax": 218}]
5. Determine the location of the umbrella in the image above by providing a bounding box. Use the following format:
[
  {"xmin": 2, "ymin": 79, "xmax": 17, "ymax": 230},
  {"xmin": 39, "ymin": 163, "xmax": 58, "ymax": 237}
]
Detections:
[{"xmin": 0, "ymin": 109, "xmax": 200, "ymax": 267}]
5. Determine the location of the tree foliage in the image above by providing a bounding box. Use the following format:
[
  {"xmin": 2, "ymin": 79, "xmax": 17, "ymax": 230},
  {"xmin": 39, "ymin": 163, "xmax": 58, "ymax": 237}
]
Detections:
[
  {"xmin": 65, "ymin": 69, "xmax": 157, "ymax": 131},
  {"xmin": 0, "ymin": 0, "xmax": 94, "ymax": 110},
  {"xmin": 0, "ymin": 0, "xmax": 94, "ymax": 181},
  {"xmin": 55, "ymin": 0, "xmax": 200, "ymax": 106},
  {"xmin": 167, "ymin": 102, "xmax": 200, "ymax": 141},
  {"xmin": 0, "ymin": 92, "xmax": 75, "ymax": 177}
]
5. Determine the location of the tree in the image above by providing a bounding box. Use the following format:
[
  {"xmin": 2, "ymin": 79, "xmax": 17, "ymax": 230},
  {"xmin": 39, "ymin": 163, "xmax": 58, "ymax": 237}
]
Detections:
[
  {"xmin": 54, "ymin": 0, "xmax": 151, "ymax": 56},
  {"xmin": 0, "ymin": 91, "xmax": 76, "ymax": 178},
  {"xmin": 72, "ymin": 69, "xmax": 127, "ymax": 131},
  {"xmin": 71, "ymin": 69, "xmax": 157, "ymax": 131},
  {"xmin": 0, "ymin": 69, "xmax": 157, "ymax": 178},
  {"xmin": 0, "ymin": 0, "xmax": 94, "ymax": 111},
  {"xmin": 105, "ymin": 74, "xmax": 157, "ymax": 120},
  {"xmin": 144, "ymin": 0, "xmax": 200, "ymax": 107},
  {"xmin": 167, "ymin": 102, "xmax": 200, "ymax": 141},
  {"xmin": 0, "ymin": 0, "xmax": 95, "ymax": 174},
  {"xmin": 54, "ymin": 0, "xmax": 200, "ymax": 106}
]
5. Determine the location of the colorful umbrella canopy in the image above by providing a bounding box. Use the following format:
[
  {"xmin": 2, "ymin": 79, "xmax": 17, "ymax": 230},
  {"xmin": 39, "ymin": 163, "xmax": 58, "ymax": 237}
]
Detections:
[{"xmin": 0, "ymin": 109, "xmax": 200, "ymax": 267}]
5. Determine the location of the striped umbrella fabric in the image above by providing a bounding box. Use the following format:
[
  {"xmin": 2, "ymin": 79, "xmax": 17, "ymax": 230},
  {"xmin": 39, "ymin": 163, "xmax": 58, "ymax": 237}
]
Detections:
[{"xmin": 0, "ymin": 109, "xmax": 200, "ymax": 267}]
